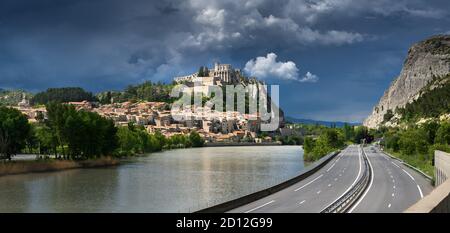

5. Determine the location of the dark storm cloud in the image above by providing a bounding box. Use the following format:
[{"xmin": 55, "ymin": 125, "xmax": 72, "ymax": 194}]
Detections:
[{"xmin": 0, "ymin": 0, "xmax": 449, "ymax": 121}]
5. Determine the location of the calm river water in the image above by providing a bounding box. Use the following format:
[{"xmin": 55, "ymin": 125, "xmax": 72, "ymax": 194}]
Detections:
[{"xmin": 0, "ymin": 146, "xmax": 304, "ymax": 212}]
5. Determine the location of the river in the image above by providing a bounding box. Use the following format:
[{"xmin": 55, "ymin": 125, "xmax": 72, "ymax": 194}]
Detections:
[{"xmin": 0, "ymin": 146, "xmax": 305, "ymax": 212}]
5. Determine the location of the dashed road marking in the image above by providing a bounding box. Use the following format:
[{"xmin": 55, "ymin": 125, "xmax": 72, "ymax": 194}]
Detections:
[
  {"xmin": 299, "ymin": 200, "xmax": 306, "ymax": 205},
  {"xmin": 326, "ymin": 163, "xmax": 336, "ymax": 172},
  {"xmin": 294, "ymin": 174, "xmax": 323, "ymax": 192},
  {"xmin": 244, "ymin": 200, "xmax": 275, "ymax": 213}
]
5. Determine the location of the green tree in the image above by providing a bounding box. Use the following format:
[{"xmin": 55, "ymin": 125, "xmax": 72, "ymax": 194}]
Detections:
[
  {"xmin": 383, "ymin": 109, "xmax": 394, "ymax": 123},
  {"xmin": 343, "ymin": 123, "xmax": 354, "ymax": 141},
  {"xmin": 0, "ymin": 107, "xmax": 31, "ymax": 160},
  {"xmin": 436, "ymin": 122, "xmax": 450, "ymax": 145},
  {"xmin": 303, "ymin": 137, "xmax": 315, "ymax": 154},
  {"xmin": 353, "ymin": 126, "xmax": 373, "ymax": 144},
  {"xmin": 398, "ymin": 128, "xmax": 429, "ymax": 155},
  {"xmin": 189, "ymin": 131, "xmax": 204, "ymax": 147},
  {"xmin": 198, "ymin": 66, "xmax": 205, "ymax": 77},
  {"xmin": 421, "ymin": 120, "xmax": 440, "ymax": 144},
  {"xmin": 116, "ymin": 126, "xmax": 140, "ymax": 156}
]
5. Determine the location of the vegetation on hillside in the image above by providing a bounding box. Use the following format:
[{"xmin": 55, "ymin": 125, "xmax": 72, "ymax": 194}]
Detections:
[
  {"xmin": 96, "ymin": 81, "xmax": 176, "ymax": 104},
  {"xmin": 371, "ymin": 74, "xmax": 450, "ymax": 177},
  {"xmin": 421, "ymin": 36, "xmax": 450, "ymax": 55},
  {"xmin": 375, "ymin": 120, "xmax": 450, "ymax": 177},
  {"xmin": 396, "ymin": 74, "xmax": 450, "ymax": 122},
  {"xmin": 0, "ymin": 89, "xmax": 32, "ymax": 106},
  {"xmin": 31, "ymin": 87, "xmax": 97, "ymax": 105}
]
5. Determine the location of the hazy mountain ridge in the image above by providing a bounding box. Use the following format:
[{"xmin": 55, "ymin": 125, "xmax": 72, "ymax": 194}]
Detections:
[
  {"xmin": 286, "ymin": 116, "xmax": 360, "ymax": 127},
  {"xmin": 364, "ymin": 35, "xmax": 450, "ymax": 128}
]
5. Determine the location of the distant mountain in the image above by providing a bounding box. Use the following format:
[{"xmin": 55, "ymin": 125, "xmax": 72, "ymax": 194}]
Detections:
[{"xmin": 285, "ymin": 116, "xmax": 360, "ymax": 127}]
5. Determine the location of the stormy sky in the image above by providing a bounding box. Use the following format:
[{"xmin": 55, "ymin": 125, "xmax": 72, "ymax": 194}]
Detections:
[{"xmin": 1, "ymin": 0, "xmax": 449, "ymax": 122}]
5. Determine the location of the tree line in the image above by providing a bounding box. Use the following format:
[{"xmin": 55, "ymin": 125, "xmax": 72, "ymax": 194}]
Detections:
[
  {"xmin": 0, "ymin": 103, "xmax": 204, "ymax": 161},
  {"xmin": 303, "ymin": 124, "xmax": 373, "ymax": 162},
  {"xmin": 376, "ymin": 121, "xmax": 450, "ymax": 176},
  {"xmin": 31, "ymin": 87, "xmax": 97, "ymax": 105},
  {"xmin": 96, "ymin": 81, "xmax": 176, "ymax": 104}
]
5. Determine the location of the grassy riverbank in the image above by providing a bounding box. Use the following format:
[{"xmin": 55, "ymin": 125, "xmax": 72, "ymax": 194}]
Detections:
[{"xmin": 0, "ymin": 157, "xmax": 119, "ymax": 177}]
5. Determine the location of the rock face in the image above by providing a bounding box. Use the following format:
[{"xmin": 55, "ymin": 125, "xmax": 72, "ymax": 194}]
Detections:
[{"xmin": 364, "ymin": 35, "xmax": 450, "ymax": 128}]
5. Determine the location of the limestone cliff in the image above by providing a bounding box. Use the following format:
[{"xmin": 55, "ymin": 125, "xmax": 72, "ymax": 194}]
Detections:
[{"xmin": 363, "ymin": 35, "xmax": 450, "ymax": 128}]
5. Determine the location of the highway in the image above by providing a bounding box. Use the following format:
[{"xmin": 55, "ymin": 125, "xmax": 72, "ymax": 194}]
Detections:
[
  {"xmin": 229, "ymin": 144, "xmax": 433, "ymax": 213},
  {"xmin": 349, "ymin": 146, "xmax": 433, "ymax": 213}
]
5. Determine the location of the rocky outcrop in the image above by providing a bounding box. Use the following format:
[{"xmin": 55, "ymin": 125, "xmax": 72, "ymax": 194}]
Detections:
[{"xmin": 364, "ymin": 35, "xmax": 450, "ymax": 128}]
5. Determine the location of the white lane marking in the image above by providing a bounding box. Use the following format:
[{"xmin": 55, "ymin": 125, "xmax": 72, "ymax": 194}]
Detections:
[
  {"xmin": 324, "ymin": 146, "xmax": 362, "ymax": 212},
  {"xmin": 294, "ymin": 174, "xmax": 323, "ymax": 192},
  {"xmin": 392, "ymin": 179, "xmax": 395, "ymax": 183},
  {"xmin": 417, "ymin": 185, "xmax": 424, "ymax": 198},
  {"xmin": 328, "ymin": 184, "xmax": 331, "ymax": 187},
  {"xmin": 392, "ymin": 193, "xmax": 395, "ymax": 197},
  {"xmin": 388, "ymin": 203, "xmax": 391, "ymax": 208},
  {"xmin": 334, "ymin": 178, "xmax": 338, "ymax": 181},
  {"xmin": 402, "ymin": 169, "xmax": 415, "ymax": 181},
  {"xmin": 393, "ymin": 185, "xmax": 396, "ymax": 189},
  {"xmin": 327, "ymin": 163, "xmax": 336, "ymax": 172},
  {"xmin": 244, "ymin": 200, "xmax": 275, "ymax": 213},
  {"xmin": 389, "ymin": 156, "xmax": 423, "ymax": 199},
  {"xmin": 348, "ymin": 146, "xmax": 374, "ymax": 213},
  {"xmin": 317, "ymin": 190, "xmax": 321, "ymax": 194},
  {"xmin": 299, "ymin": 200, "xmax": 306, "ymax": 205}
]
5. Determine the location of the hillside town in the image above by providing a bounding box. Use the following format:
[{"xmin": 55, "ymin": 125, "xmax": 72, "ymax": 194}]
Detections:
[{"xmin": 12, "ymin": 63, "xmax": 285, "ymax": 145}]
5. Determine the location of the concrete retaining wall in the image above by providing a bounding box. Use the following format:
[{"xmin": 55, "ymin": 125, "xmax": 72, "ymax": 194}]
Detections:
[
  {"xmin": 435, "ymin": 150, "xmax": 450, "ymax": 186},
  {"xmin": 405, "ymin": 179, "xmax": 450, "ymax": 213},
  {"xmin": 196, "ymin": 150, "xmax": 340, "ymax": 213},
  {"xmin": 405, "ymin": 150, "xmax": 450, "ymax": 213}
]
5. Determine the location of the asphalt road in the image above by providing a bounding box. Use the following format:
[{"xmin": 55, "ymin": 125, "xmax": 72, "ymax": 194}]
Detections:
[
  {"xmin": 229, "ymin": 145, "xmax": 363, "ymax": 213},
  {"xmin": 229, "ymin": 144, "xmax": 433, "ymax": 213},
  {"xmin": 349, "ymin": 145, "xmax": 433, "ymax": 213}
]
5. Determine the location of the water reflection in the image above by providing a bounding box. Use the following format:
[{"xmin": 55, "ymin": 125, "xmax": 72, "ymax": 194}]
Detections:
[{"xmin": 0, "ymin": 146, "xmax": 304, "ymax": 212}]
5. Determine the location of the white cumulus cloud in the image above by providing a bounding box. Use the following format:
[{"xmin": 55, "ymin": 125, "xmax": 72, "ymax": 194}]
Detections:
[
  {"xmin": 300, "ymin": 72, "xmax": 319, "ymax": 83},
  {"xmin": 244, "ymin": 53, "xmax": 318, "ymax": 83}
]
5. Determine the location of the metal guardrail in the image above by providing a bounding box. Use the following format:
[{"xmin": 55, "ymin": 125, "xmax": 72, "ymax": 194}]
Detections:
[{"xmin": 321, "ymin": 145, "xmax": 372, "ymax": 213}]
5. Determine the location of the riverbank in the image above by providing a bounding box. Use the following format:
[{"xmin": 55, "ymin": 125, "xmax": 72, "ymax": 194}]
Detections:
[{"xmin": 0, "ymin": 157, "xmax": 119, "ymax": 177}]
